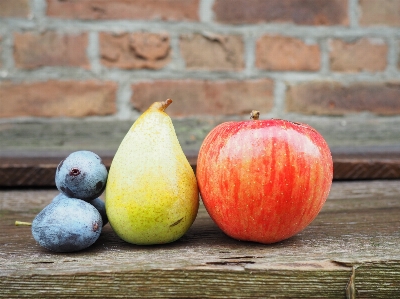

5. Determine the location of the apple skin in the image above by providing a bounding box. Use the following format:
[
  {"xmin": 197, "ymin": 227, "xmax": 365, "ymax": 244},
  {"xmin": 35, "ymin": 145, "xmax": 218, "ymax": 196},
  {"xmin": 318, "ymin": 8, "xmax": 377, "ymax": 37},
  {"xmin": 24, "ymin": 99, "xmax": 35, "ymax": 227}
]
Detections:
[{"xmin": 196, "ymin": 118, "xmax": 333, "ymax": 244}]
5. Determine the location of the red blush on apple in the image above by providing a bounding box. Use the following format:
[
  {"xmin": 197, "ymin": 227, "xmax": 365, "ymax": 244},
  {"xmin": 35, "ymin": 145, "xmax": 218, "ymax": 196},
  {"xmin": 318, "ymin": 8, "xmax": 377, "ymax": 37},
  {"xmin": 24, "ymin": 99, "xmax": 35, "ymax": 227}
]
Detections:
[{"xmin": 196, "ymin": 111, "xmax": 333, "ymax": 244}]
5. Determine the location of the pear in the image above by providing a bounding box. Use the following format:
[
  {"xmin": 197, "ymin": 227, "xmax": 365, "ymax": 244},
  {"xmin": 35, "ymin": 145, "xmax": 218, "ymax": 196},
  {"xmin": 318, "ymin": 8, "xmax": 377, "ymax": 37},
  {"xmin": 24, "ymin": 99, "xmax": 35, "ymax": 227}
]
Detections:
[{"xmin": 105, "ymin": 99, "xmax": 199, "ymax": 245}]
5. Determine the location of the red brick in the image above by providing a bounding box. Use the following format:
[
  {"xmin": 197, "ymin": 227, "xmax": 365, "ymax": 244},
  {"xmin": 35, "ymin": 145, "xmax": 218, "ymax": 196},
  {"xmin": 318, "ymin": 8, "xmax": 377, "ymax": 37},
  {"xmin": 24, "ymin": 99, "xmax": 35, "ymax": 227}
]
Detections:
[
  {"xmin": 256, "ymin": 35, "xmax": 320, "ymax": 71},
  {"xmin": 14, "ymin": 31, "xmax": 89, "ymax": 69},
  {"xmin": 286, "ymin": 81, "xmax": 400, "ymax": 115},
  {"xmin": 359, "ymin": 0, "xmax": 400, "ymax": 26},
  {"xmin": 0, "ymin": 0, "xmax": 30, "ymax": 18},
  {"xmin": 46, "ymin": 0, "xmax": 199, "ymax": 21},
  {"xmin": 329, "ymin": 38, "xmax": 387, "ymax": 72},
  {"xmin": 100, "ymin": 32, "xmax": 171, "ymax": 70},
  {"xmin": 213, "ymin": 0, "xmax": 348, "ymax": 25},
  {"xmin": 179, "ymin": 33, "xmax": 244, "ymax": 71},
  {"xmin": 131, "ymin": 80, "xmax": 274, "ymax": 117},
  {"xmin": 0, "ymin": 81, "xmax": 117, "ymax": 118}
]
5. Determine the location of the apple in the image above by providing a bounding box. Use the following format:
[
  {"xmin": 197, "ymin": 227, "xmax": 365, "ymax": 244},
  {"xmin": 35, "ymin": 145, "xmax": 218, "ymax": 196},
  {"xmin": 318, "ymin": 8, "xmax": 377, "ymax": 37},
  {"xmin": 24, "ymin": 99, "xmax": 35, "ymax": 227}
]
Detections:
[{"xmin": 196, "ymin": 112, "xmax": 333, "ymax": 244}]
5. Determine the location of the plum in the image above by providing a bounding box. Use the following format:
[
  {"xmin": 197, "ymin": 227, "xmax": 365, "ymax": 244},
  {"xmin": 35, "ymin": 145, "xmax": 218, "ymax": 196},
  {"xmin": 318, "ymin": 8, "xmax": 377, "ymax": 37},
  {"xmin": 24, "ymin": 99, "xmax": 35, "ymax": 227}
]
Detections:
[
  {"xmin": 88, "ymin": 197, "xmax": 108, "ymax": 227},
  {"xmin": 53, "ymin": 194, "xmax": 108, "ymax": 227},
  {"xmin": 55, "ymin": 151, "xmax": 108, "ymax": 201},
  {"xmin": 32, "ymin": 197, "xmax": 103, "ymax": 252},
  {"xmin": 51, "ymin": 193, "xmax": 66, "ymax": 204}
]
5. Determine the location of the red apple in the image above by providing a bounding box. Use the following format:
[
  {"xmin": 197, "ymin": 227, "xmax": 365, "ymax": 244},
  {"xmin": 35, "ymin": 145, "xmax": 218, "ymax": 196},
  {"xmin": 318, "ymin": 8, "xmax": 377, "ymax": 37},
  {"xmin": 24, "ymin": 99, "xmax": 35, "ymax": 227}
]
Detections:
[{"xmin": 196, "ymin": 112, "xmax": 333, "ymax": 244}]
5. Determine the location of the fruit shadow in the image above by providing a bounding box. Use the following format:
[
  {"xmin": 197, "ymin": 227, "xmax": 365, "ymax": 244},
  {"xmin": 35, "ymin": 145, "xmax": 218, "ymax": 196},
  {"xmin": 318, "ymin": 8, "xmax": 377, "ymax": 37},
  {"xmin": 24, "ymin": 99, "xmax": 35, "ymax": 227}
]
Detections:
[
  {"xmin": 87, "ymin": 215, "xmax": 301, "ymax": 255},
  {"xmin": 87, "ymin": 218, "xmax": 230, "ymax": 252}
]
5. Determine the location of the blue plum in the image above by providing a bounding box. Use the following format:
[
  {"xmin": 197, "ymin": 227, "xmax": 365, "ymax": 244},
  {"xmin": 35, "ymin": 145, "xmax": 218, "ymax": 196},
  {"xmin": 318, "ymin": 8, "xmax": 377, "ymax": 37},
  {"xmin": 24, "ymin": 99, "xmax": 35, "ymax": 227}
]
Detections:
[
  {"xmin": 32, "ymin": 196, "xmax": 103, "ymax": 252},
  {"xmin": 53, "ymin": 194, "xmax": 108, "ymax": 227},
  {"xmin": 88, "ymin": 197, "xmax": 108, "ymax": 227},
  {"xmin": 55, "ymin": 151, "xmax": 108, "ymax": 201},
  {"xmin": 51, "ymin": 193, "xmax": 66, "ymax": 204}
]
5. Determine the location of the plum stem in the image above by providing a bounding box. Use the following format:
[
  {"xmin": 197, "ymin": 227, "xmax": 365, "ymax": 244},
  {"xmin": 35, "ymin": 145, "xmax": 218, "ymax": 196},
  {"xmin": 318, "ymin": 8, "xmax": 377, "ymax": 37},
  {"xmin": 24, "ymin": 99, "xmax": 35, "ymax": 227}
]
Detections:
[{"xmin": 15, "ymin": 221, "xmax": 32, "ymax": 226}]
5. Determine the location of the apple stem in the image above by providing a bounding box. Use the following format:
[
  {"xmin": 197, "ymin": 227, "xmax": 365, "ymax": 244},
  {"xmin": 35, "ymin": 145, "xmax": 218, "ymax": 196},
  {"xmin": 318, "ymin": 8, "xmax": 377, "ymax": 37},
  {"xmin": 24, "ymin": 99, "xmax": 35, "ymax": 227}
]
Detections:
[
  {"xmin": 149, "ymin": 99, "xmax": 173, "ymax": 112},
  {"xmin": 250, "ymin": 110, "xmax": 260, "ymax": 120}
]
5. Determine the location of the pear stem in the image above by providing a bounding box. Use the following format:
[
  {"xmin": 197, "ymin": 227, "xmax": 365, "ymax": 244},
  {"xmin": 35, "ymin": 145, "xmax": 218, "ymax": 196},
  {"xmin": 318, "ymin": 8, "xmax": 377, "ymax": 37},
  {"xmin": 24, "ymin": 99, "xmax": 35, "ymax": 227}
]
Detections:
[
  {"xmin": 15, "ymin": 221, "xmax": 32, "ymax": 226},
  {"xmin": 250, "ymin": 110, "xmax": 260, "ymax": 120},
  {"xmin": 149, "ymin": 99, "xmax": 173, "ymax": 112},
  {"xmin": 162, "ymin": 99, "xmax": 173, "ymax": 111}
]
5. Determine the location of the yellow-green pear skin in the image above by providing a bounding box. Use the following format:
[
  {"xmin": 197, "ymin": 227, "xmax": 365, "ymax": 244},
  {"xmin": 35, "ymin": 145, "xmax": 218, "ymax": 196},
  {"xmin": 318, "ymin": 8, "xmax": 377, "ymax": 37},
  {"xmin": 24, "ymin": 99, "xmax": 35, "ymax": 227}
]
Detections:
[{"xmin": 105, "ymin": 99, "xmax": 199, "ymax": 245}]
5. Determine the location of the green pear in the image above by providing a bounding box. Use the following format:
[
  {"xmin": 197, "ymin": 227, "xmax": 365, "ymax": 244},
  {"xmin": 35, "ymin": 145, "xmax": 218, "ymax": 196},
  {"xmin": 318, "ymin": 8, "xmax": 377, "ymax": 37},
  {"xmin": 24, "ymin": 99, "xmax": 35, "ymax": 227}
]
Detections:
[{"xmin": 105, "ymin": 99, "xmax": 199, "ymax": 245}]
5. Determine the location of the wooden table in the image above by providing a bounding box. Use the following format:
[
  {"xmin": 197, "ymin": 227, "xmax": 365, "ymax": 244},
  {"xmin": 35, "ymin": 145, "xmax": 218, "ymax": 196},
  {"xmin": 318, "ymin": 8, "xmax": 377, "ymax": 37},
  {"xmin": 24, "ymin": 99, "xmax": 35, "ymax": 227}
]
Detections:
[
  {"xmin": 1, "ymin": 119, "xmax": 400, "ymax": 298},
  {"xmin": 1, "ymin": 180, "xmax": 399, "ymax": 298}
]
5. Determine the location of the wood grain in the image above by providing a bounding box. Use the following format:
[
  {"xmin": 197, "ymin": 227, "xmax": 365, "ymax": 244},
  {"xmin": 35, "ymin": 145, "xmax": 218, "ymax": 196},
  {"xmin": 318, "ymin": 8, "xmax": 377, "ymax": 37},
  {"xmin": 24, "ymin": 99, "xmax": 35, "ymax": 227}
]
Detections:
[
  {"xmin": 1, "ymin": 181, "xmax": 399, "ymax": 298},
  {"xmin": 332, "ymin": 146, "xmax": 400, "ymax": 180},
  {"xmin": 1, "ymin": 118, "xmax": 400, "ymax": 185},
  {"xmin": 1, "ymin": 147, "xmax": 400, "ymax": 186}
]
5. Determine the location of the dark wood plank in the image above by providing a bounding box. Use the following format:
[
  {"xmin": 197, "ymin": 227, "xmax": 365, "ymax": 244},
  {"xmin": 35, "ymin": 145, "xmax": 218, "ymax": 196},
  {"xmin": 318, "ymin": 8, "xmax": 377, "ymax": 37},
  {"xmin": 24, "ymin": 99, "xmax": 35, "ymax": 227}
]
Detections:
[
  {"xmin": 1, "ymin": 181, "xmax": 400, "ymax": 298},
  {"xmin": 1, "ymin": 117, "xmax": 400, "ymax": 185},
  {"xmin": 0, "ymin": 150, "xmax": 197, "ymax": 187},
  {"xmin": 1, "ymin": 147, "xmax": 400, "ymax": 186},
  {"xmin": 332, "ymin": 145, "xmax": 400, "ymax": 180}
]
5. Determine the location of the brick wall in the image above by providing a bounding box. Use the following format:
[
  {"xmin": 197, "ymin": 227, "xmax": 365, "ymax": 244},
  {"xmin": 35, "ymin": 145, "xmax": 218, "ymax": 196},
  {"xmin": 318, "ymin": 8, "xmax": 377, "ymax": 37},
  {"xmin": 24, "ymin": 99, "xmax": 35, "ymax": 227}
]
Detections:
[{"xmin": 0, "ymin": 0, "xmax": 399, "ymax": 120}]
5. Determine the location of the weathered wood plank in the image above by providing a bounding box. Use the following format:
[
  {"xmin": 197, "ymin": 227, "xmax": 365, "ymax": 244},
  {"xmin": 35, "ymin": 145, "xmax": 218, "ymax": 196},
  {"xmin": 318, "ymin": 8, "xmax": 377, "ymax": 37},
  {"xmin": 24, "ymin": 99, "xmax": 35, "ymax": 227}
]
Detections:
[
  {"xmin": 2, "ymin": 117, "xmax": 400, "ymax": 185},
  {"xmin": 1, "ymin": 147, "xmax": 400, "ymax": 186},
  {"xmin": 332, "ymin": 145, "xmax": 400, "ymax": 180},
  {"xmin": 1, "ymin": 181, "xmax": 399, "ymax": 298},
  {"xmin": 2, "ymin": 117, "xmax": 400, "ymax": 152},
  {"xmin": 0, "ymin": 150, "xmax": 197, "ymax": 187}
]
